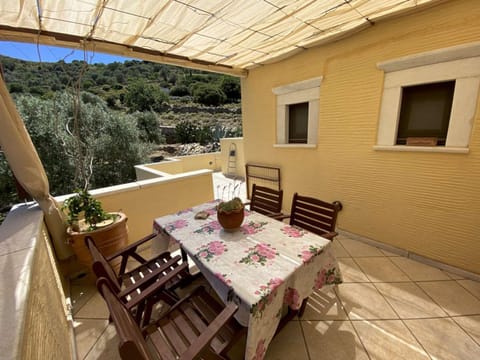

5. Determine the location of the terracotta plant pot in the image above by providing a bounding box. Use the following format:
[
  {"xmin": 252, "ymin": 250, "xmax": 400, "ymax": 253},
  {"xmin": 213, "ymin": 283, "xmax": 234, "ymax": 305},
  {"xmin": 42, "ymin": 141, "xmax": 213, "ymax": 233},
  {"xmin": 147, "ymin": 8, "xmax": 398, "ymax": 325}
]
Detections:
[
  {"xmin": 66, "ymin": 211, "xmax": 128, "ymax": 269},
  {"xmin": 217, "ymin": 207, "xmax": 245, "ymax": 231}
]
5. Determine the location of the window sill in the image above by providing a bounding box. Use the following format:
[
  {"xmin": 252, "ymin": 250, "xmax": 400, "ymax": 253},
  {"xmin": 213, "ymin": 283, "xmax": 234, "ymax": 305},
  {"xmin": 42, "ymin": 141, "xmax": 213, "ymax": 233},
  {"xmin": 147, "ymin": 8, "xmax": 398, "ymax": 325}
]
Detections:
[
  {"xmin": 274, "ymin": 144, "xmax": 317, "ymax": 149},
  {"xmin": 373, "ymin": 145, "xmax": 469, "ymax": 154}
]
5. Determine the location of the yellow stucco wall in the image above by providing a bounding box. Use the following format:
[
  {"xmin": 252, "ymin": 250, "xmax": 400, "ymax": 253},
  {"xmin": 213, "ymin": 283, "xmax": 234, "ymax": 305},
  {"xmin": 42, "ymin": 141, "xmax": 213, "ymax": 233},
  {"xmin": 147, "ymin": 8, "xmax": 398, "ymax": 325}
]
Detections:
[
  {"xmin": 146, "ymin": 152, "xmax": 221, "ymax": 174},
  {"xmin": 220, "ymin": 137, "xmax": 245, "ymax": 178},
  {"xmin": 242, "ymin": 0, "xmax": 480, "ymax": 273}
]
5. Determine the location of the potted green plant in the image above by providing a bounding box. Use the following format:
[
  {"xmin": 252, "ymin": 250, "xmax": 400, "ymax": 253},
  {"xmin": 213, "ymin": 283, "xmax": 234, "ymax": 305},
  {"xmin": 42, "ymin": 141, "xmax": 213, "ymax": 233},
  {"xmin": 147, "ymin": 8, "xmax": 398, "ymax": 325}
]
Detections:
[
  {"xmin": 217, "ymin": 197, "xmax": 245, "ymax": 231},
  {"xmin": 63, "ymin": 189, "xmax": 128, "ymax": 268}
]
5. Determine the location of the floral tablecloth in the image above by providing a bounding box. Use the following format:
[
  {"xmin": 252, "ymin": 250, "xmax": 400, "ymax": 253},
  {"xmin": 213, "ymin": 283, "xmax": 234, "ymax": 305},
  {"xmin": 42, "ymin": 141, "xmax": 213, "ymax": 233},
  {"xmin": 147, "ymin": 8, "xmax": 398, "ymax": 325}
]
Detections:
[{"xmin": 153, "ymin": 200, "xmax": 342, "ymax": 360}]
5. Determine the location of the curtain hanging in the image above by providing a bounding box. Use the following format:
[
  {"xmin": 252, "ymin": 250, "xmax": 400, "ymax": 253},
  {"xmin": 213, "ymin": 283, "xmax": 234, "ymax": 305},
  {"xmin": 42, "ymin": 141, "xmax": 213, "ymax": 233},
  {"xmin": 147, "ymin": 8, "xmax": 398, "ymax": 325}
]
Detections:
[{"xmin": 0, "ymin": 74, "xmax": 73, "ymax": 259}]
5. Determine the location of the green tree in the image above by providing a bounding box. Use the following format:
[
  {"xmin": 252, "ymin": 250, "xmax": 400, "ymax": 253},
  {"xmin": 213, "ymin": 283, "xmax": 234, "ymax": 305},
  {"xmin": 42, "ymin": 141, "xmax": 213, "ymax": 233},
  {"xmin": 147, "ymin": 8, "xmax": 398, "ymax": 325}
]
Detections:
[
  {"xmin": 220, "ymin": 76, "xmax": 241, "ymax": 102},
  {"xmin": 134, "ymin": 111, "xmax": 165, "ymax": 144},
  {"xmin": 193, "ymin": 83, "xmax": 226, "ymax": 106},
  {"xmin": 124, "ymin": 80, "xmax": 169, "ymax": 112},
  {"xmin": 14, "ymin": 92, "xmax": 152, "ymax": 193}
]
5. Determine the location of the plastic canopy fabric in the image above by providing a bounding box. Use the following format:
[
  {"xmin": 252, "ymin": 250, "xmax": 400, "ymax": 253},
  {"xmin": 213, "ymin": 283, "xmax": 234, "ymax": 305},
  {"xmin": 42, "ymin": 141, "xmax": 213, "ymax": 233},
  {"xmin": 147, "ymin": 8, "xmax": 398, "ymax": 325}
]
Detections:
[
  {"xmin": 0, "ymin": 0, "xmax": 441, "ymax": 76},
  {"xmin": 0, "ymin": 75, "xmax": 72, "ymax": 259}
]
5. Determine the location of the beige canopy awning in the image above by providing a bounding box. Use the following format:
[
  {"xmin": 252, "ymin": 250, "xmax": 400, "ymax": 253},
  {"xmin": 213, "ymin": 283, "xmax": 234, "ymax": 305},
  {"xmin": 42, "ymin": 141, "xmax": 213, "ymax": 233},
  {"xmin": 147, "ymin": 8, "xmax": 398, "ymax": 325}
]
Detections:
[{"xmin": 0, "ymin": 0, "xmax": 444, "ymax": 76}]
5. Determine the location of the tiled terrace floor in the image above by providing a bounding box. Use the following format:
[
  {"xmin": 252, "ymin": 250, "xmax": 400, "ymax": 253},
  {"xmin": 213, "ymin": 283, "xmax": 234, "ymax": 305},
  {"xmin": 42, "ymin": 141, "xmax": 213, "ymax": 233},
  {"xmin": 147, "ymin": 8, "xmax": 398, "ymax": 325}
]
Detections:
[
  {"xmin": 71, "ymin": 174, "xmax": 480, "ymax": 359},
  {"xmin": 71, "ymin": 233, "xmax": 480, "ymax": 360}
]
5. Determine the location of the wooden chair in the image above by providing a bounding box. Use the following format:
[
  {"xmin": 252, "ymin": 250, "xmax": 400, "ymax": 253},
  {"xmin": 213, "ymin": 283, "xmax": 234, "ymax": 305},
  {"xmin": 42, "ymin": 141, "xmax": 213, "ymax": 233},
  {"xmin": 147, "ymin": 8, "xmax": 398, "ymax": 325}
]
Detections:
[
  {"xmin": 85, "ymin": 235, "xmax": 193, "ymax": 326},
  {"xmin": 248, "ymin": 183, "xmax": 284, "ymax": 217},
  {"xmin": 281, "ymin": 193, "xmax": 341, "ymax": 240},
  {"xmin": 97, "ymin": 277, "xmax": 245, "ymax": 360}
]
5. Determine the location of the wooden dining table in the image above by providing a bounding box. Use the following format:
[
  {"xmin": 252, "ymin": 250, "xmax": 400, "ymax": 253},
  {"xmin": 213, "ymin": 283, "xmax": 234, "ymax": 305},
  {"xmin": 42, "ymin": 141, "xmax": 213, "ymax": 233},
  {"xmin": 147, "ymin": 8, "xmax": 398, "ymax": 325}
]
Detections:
[{"xmin": 153, "ymin": 200, "xmax": 343, "ymax": 360}]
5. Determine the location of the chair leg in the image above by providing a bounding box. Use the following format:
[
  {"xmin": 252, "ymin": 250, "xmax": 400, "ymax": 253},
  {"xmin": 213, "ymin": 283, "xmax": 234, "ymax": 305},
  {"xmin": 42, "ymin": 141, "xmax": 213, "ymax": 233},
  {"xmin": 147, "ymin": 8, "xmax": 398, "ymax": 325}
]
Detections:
[{"xmin": 298, "ymin": 298, "xmax": 308, "ymax": 318}]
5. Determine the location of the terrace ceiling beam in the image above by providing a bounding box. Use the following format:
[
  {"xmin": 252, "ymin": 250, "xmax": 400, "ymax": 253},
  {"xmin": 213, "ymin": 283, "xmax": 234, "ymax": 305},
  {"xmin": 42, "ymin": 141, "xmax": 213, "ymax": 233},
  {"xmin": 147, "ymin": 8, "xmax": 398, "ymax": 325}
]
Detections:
[{"xmin": 0, "ymin": 25, "xmax": 248, "ymax": 78}]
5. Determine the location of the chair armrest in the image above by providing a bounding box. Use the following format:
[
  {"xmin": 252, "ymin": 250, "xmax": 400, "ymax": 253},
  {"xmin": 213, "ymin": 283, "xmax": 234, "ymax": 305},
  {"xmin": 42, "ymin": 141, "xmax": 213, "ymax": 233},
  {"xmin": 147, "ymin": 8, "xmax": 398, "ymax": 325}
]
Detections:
[
  {"xmin": 180, "ymin": 302, "xmax": 239, "ymax": 360},
  {"xmin": 321, "ymin": 231, "xmax": 338, "ymax": 240},
  {"xmin": 105, "ymin": 233, "xmax": 157, "ymax": 262}
]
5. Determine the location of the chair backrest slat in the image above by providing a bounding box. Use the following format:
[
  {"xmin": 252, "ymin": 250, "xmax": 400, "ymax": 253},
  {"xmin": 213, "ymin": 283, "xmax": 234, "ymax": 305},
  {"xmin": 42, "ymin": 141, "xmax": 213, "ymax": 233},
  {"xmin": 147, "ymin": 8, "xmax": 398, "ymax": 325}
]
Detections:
[
  {"xmin": 250, "ymin": 184, "xmax": 283, "ymax": 216},
  {"xmin": 289, "ymin": 193, "xmax": 339, "ymax": 238}
]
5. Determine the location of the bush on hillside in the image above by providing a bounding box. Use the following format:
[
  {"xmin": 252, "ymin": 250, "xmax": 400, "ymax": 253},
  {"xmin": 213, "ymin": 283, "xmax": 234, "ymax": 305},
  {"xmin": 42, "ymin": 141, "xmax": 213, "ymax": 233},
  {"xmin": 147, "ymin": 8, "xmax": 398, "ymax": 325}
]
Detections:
[{"xmin": 193, "ymin": 83, "xmax": 226, "ymax": 106}]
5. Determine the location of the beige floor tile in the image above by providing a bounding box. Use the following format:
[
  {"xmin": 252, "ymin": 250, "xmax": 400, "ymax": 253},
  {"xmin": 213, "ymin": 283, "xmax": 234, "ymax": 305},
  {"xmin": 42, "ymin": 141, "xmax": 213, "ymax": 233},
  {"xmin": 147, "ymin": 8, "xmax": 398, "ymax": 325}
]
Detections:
[
  {"xmin": 338, "ymin": 258, "xmax": 370, "ymax": 283},
  {"xmin": 75, "ymin": 291, "xmax": 110, "ymax": 319},
  {"xmin": 84, "ymin": 323, "xmax": 120, "ymax": 360},
  {"xmin": 452, "ymin": 315, "xmax": 480, "ymax": 346},
  {"xmin": 331, "ymin": 240, "xmax": 350, "ymax": 257},
  {"xmin": 302, "ymin": 320, "xmax": 369, "ymax": 360},
  {"xmin": 417, "ymin": 281, "xmax": 480, "ymax": 316},
  {"xmin": 74, "ymin": 319, "xmax": 109, "ymax": 360},
  {"xmin": 265, "ymin": 320, "xmax": 309, "ymax": 360},
  {"xmin": 374, "ymin": 282, "xmax": 447, "ymax": 319},
  {"xmin": 71, "ymin": 283, "xmax": 98, "ymax": 315},
  {"xmin": 457, "ymin": 279, "xmax": 480, "ymax": 299},
  {"xmin": 389, "ymin": 257, "xmax": 451, "ymax": 281},
  {"xmin": 301, "ymin": 287, "xmax": 348, "ymax": 320},
  {"xmin": 405, "ymin": 318, "xmax": 480, "ymax": 360},
  {"xmin": 354, "ymin": 257, "xmax": 410, "ymax": 283},
  {"xmin": 336, "ymin": 283, "xmax": 398, "ymax": 320},
  {"xmin": 352, "ymin": 320, "xmax": 429, "ymax": 359},
  {"xmin": 337, "ymin": 238, "xmax": 385, "ymax": 257}
]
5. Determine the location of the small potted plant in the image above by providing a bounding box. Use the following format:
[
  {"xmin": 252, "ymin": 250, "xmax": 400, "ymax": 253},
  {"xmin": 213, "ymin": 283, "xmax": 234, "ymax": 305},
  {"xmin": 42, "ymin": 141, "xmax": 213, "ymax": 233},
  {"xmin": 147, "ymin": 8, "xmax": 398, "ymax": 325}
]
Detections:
[
  {"xmin": 63, "ymin": 189, "xmax": 128, "ymax": 268},
  {"xmin": 217, "ymin": 197, "xmax": 245, "ymax": 231}
]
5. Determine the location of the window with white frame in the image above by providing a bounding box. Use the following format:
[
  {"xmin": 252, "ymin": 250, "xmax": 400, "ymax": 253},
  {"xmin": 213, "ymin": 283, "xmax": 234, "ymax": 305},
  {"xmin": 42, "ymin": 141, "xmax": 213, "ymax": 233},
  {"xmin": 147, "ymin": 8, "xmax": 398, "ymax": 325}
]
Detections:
[
  {"xmin": 272, "ymin": 77, "xmax": 322, "ymax": 147},
  {"xmin": 375, "ymin": 42, "xmax": 480, "ymax": 153}
]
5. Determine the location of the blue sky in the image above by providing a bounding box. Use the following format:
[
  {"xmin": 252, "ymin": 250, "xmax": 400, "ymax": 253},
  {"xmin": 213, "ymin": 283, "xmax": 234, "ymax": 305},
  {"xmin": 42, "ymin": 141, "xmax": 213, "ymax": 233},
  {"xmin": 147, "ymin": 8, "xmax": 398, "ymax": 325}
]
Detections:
[{"xmin": 0, "ymin": 41, "xmax": 132, "ymax": 64}]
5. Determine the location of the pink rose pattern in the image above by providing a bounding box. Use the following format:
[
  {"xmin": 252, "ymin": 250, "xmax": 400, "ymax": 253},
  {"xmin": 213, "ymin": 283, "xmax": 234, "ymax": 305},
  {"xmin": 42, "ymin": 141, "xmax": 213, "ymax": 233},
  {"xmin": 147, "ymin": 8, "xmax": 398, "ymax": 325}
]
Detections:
[
  {"xmin": 252, "ymin": 277, "xmax": 284, "ymax": 318},
  {"xmin": 284, "ymin": 287, "xmax": 301, "ymax": 309},
  {"xmin": 314, "ymin": 266, "xmax": 342, "ymax": 289},
  {"xmin": 214, "ymin": 272, "xmax": 232, "ymax": 286},
  {"xmin": 195, "ymin": 240, "xmax": 227, "ymax": 262},
  {"xmin": 241, "ymin": 220, "xmax": 268, "ymax": 235},
  {"xmin": 252, "ymin": 339, "xmax": 266, "ymax": 360},
  {"xmin": 280, "ymin": 225, "xmax": 305, "ymax": 237},
  {"xmin": 298, "ymin": 245, "xmax": 321, "ymax": 264},
  {"xmin": 194, "ymin": 220, "xmax": 222, "ymax": 234},
  {"xmin": 164, "ymin": 219, "xmax": 189, "ymax": 233},
  {"xmin": 239, "ymin": 243, "xmax": 279, "ymax": 266}
]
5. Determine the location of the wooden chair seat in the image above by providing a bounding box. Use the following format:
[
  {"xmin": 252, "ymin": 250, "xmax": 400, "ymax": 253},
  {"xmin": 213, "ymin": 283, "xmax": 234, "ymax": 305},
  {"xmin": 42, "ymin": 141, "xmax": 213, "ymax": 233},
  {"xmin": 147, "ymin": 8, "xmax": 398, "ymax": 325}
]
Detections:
[
  {"xmin": 97, "ymin": 278, "xmax": 246, "ymax": 360},
  {"xmin": 248, "ymin": 183, "xmax": 284, "ymax": 217},
  {"xmin": 86, "ymin": 235, "xmax": 193, "ymax": 326}
]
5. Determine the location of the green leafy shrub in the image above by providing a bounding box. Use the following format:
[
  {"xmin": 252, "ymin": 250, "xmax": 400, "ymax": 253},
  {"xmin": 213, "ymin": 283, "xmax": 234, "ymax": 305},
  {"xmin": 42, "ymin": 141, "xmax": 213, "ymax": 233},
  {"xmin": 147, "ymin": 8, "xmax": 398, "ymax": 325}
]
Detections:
[
  {"xmin": 193, "ymin": 83, "xmax": 226, "ymax": 106},
  {"xmin": 124, "ymin": 80, "xmax": 169, "ymax": 112}
]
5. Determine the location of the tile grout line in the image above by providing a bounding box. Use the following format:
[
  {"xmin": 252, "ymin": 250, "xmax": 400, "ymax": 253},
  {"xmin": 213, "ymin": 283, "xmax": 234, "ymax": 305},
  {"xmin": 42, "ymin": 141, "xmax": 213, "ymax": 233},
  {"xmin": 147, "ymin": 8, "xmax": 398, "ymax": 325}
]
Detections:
[
  {"xmin": 449, "ymin": 315, "xmax": 480, "ymax": 348},
  {"xmin": 82, "ymin": 323, "xmax": 111, "ymax": 360},
  {"xmin": 454, "ymin": 279, "xmax": 480, "ymax": 301},
  {"xmin": 333, "ymin": 285, "xmax": 372, "ymax": 359}
]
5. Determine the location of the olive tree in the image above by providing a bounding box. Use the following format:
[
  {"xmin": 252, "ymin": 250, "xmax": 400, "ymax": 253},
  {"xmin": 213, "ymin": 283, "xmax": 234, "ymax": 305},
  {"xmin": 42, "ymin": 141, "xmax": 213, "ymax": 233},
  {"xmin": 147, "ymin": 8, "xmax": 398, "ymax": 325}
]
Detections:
[{"xmin": 13, "ymin": 92, "xmax": 153, "ymax": 194}]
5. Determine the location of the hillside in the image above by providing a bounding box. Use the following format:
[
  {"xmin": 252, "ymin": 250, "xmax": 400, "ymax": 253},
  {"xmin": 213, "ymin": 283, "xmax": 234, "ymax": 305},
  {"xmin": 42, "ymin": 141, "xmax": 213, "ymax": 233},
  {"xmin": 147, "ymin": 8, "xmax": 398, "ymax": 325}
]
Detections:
[{"xmin": 0, "ymin": 55, "xmax": 242, "ymax": 130}]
